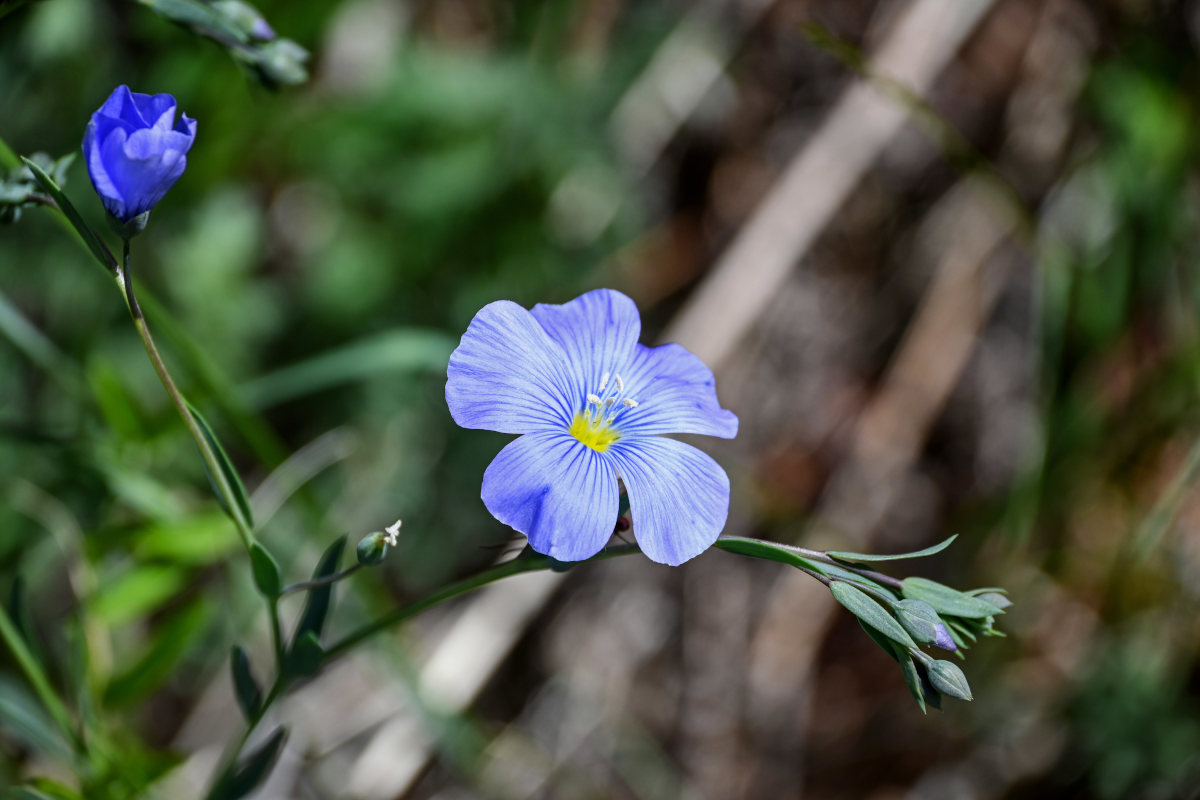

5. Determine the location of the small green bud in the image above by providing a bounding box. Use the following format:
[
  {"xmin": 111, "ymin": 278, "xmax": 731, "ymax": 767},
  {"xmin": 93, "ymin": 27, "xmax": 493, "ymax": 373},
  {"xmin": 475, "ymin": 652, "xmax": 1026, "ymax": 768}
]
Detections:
[
  {"xmin": 356, "ymin": 532, "xmax": 389, "ymax": 565},
  {"xmin": 255, "ymin": 38, "xmax": 309, "ymax": 88},
  {"xmin": 926, "ymin": 659, "xmax": 973, "ymax": 701},
  {"xmin": 356, "ymin": 519, "xmax": 401, "ymax": 566}
]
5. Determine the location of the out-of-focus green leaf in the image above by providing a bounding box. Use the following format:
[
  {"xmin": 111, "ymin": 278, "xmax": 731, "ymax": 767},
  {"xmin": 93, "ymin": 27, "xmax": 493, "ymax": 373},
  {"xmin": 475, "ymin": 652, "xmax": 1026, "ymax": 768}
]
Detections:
[
  {"xmin": 208, "ymin": 726, "xmax": 287, "ymax": 800},
  {"xmin": 284, "ymin": 631, "xmax": 323, "ymax": 679},
  {"xmin": 239, "ymin": 328, "xmax": 456, "ymax": 408},
  {"xmin": 105, "ymin": 601, "xmax": 212, "ymax": 706},
  {"xmin": 187, "ymin": 400, "xmax": 255, "ymax": 533},
  {"xmin": 134, "ymin": 513, "xmax": 242, "ymax": 565},
  {"xmin": 249, "ymin": 543, "xmax": 281, "ymax": 597},
  {"xmin": 89, "ymin": 565, "xmax": 188, "ymax": 627},
  {"xmin": 902, "ymin": 578, "xmax": 1005, "ymax": 619},
  {"xmin": 0, "ymin": 677, "xmax": 73, "ymax": 762},
  {"xmin": 830, "ymin": 581, "xmax": 916, "ymax": 649},
  {"xmin": 291, "ymin": 535, "xmax": 346, "ymax": 646},
  {"xmin": 828, "ymin": 535, "xmax": 957, "ymax": 563},
  {"xmin": 230, "ymin": 645, "xmax": 261, "ymax": 721}
]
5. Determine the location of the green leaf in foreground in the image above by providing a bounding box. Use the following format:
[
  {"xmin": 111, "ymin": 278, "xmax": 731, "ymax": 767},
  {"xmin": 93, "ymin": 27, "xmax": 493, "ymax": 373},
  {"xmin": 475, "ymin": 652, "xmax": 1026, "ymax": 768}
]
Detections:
[
  {"xmin": 208, "ymin": 726, "xmax": 288, "ymax": 800},
  {"xmin": 249, "ymin": 544, "xmax": 281, "ymax": 597},
  {"xmin": 187, "ymin": 400, "xmax": 255, "ymax": 532},
  {"xmin": 21, "ymin": 156, "xmax": 117, "ymax": 273},
  {"xmin": 292, "ymin": 536, "xmax": 347, "ymax": 645},
  {"xmin": 827, "ymin": 534, "xmax": 957, "ymax": 563},
  {"xmin": 230, "ymin": 645, "xmax": 262, "ymax": 720},
  {"xmin": 830, "ymin": 581, "xmax": 916, "ymax": 649},
  {"xmin": 901, "ymin": 577, "xmax": 1005, "ymax": 619}
]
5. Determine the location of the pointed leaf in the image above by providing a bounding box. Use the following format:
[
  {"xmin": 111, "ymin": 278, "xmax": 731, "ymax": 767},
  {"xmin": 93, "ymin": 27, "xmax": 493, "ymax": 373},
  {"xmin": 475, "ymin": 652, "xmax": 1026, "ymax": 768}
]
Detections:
[
  {"xmin": 896, "ymin": 648, "xmax": 927, "ymax": 713},
  {"xmin": 186, "ymin": 400, "xmax": 255, "ymax": 532},
  {"xmin": 208, "ymin": 726, "xmax": 288, "ymax": 800},
  {"xmin": 249, "ymin": 544, "xmax": 281, "ymax": 597},
  {"xmin": 857, "ymin": 620, "xmax": 901, "ymax": 663},
  {"xmin": 291, "ymin": 536, "xmax": 346, "ymax": 647},
  {"xmin": 901, "ymin": 577, "xmax": 1005, "ymax": 619},
  {"xmin": 827, "ymin": 535, "xmax": 957, "ymax": 563},
  {"xmin": 830, "ymin": 581, "xmax": 916, "ymax": 649},
  {"xmin": 20, "ymin": 156, "xmax": 116, "ymax": 273},
  {"xmin": 230, "ymin": 645, "xmax": 262, "ymax": 721},
  {"xmin": 284, "ymin": 631, "xmax": 324, "ymax": 679}
]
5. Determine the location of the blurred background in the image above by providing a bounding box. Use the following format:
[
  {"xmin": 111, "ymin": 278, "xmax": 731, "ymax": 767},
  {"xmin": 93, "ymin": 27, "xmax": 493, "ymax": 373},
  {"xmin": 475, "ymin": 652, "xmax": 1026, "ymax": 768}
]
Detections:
[{"xmin": 4, "ymin": 0, "xmax": 1200, "ymax": 797}]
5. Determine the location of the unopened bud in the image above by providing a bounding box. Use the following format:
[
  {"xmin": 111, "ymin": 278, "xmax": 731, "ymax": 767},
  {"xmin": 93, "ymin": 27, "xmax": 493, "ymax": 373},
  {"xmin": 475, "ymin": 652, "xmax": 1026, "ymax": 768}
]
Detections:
[
  {"xmin": 926, "ymin": 659, "xmax": 973, "ymax": 701},
  {"xmin": 356, "ymin": 531, "xmax": 390, "ymax": 566},
  {"xmin": 895, "ymin": 599, "xmax": 956, "ymax": 652}
]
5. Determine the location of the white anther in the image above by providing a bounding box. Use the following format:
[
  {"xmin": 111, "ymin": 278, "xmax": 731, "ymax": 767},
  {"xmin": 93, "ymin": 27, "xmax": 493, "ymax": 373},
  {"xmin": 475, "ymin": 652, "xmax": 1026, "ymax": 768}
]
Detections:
[
  {"xmin": 384, "ymin": 519, "xmax": 402, "ymax": 547},
  {"xmin": 587, "ymin": 393, "xmax": 602, "ymax": 405},
  {"xmin": 599, "ymin": 372, "xmax": 610, "ymax": 390},
  {"xmin": 604, "ymin": 397, "xmax": 615, "ymax": 406},
  {"xmin": 615, "ymin": 374, "xmax": 625, "ymax": 392},
  {"xmin": 622, "ymin": 398, "xmax": 639, "ymax": 408}
]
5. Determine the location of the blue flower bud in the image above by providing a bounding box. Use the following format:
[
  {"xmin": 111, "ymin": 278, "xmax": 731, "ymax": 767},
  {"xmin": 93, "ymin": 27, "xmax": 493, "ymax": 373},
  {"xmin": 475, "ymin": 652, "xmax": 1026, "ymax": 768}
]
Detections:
[
  {"xmin": 82, "ymin": 86, "xmax": 196, "ymax": 228},
  {"xmin": 211, "ymin": 0, "xmax": 276, "ymax": 41},
  {"xmin": 894, "ymin": 598, "xmax": 957, "ymax": 652}
]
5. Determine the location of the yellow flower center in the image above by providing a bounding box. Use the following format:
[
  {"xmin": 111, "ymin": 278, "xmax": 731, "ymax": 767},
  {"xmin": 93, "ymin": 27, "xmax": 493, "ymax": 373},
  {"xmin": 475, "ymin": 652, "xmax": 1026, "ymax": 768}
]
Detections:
[{"xmin": 569, "ymin": 412, "xmax": 620, "ymax": 453}]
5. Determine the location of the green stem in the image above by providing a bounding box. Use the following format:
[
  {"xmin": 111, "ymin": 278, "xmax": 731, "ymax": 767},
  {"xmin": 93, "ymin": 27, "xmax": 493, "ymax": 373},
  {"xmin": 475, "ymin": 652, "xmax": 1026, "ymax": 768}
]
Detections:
[
  {"xmin": 280, "ymin": 563, "xmax": 362, "ymax": 596},
  {"xmin": 117, "ymin": 240, "xmax": 255, "ymax": 551},
  {"xmin": 0, "ymin": 604, "xmax": 84, "ymax": 755}
]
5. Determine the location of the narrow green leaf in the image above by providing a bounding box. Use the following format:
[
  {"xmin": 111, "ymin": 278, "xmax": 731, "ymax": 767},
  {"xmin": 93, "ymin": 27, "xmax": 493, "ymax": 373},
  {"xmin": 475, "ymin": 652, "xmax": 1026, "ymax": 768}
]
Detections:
[
  {"xmin": 827, "ymin": 534, "xmax": 957, "ymax": 563},
  {"xmin": 896, "ymin": 648, "xmax": 927, "ymax": 713},
  {"xmin": 208, "ymin": 726, "xmax": 288, "ymax": 800},
  {"xmin": 230, "ymin": 645, "xmax": 261, "ymax": 721},
  {"xmin": 186, "ymin": 400, "xmax": 255, "ymax": 532},
  {"xmin": 974, "ymin": 591, "xmax": 1013, "ymax": 610},
  {"xmin": 914, "ymin": 660, "xmax": 943, "ymax": 711},
  {"xmin": 830, "ymin": 581, "xmax": 916, "ymax": 649},
  {"xmin": 292, "ymin": 536, "xmax": 346, "ymax": 647},
  {"xmin": 105, "ymin": 601, "xmax": 211, "ymax": 706},
  {"xmin": 901, "ymin": 577, "xmax": 1005, "ymax": 619},
  {"xmin": 249, "ymin": 544, "xmax": 281, "ymax": 597},
  {"xmin": 20, "ymin": 156, "xmax": 117, "ymax": 273},
  {"xmin": 284, "ymin": 631, "xmax": 324, "ymax": 678}
]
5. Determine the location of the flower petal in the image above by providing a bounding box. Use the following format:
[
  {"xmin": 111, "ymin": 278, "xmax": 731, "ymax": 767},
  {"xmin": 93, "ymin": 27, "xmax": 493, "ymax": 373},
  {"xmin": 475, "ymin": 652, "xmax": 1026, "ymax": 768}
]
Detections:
[
  {"xmin": 447, "ymin": 300, "xmax": 578, "ymax": 433},
  {"xmin": 84, "ymin": 125, "xmax": 128, "ymax": 219},
  {"xmin": 615, "ymin": 343, "xmax": 738, "ymax": 438},
  {"xmin": 482, "ymin": 430, "xmax": 619, "ymax": 562},
  {"xmin": 608, "ymin": 436, "xmax": 730, "ymax": 566},
  {"xmin": 530, "ymin": 289, "xmax": 641, "ymax": 399}
]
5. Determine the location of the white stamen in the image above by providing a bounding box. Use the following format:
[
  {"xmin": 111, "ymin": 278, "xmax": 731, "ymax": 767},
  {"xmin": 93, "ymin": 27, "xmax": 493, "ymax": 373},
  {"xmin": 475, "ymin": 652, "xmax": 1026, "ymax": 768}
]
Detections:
[
  {"xmin": 604, "ymin": 397, "xmax": 615, "ymax": 407},
  {"xmin": 599, "ymin": 372, "xmax": 610, "ymax": 390},
  {"xmin": 587, "ymin": 393, "xmax": 602, "ymax": 405},
  {"xmin": 622, "ymin": 398, "xmax": 639, "ymax": 408},
  {"xmin": 606, "ymin": 413, "xmax": 617, "ymax": 424},
  {"xmin": 384, "ymin": 519, "xmax": 402, "ymax": 547},
  {"xmin": 615, "ymin": 374, "xmax": 625, "ymax": 392}
]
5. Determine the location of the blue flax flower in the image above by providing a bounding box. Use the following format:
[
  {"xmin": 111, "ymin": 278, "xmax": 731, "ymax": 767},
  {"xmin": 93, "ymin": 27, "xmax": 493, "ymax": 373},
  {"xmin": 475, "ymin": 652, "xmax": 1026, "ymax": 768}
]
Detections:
[
  {"xmin": 83, "ymin": 86, "xmax": 197, "ymax": 224},
  {"xmin": 447, "ymin": 289, "xmax": 738, "ymax": 566}
]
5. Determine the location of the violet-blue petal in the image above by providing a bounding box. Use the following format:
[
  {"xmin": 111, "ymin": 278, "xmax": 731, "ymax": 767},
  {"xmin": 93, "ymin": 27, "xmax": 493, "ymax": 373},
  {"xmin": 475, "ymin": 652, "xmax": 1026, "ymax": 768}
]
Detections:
[
  {"xmin": 482, "ymin": 430, "xmax": 618, "ymax": 562},
  {"xmin": 615, "ymin": 342, "xmax": 738, "ymax": 438},
  {"xmin": 607, "ymin": 436, "xmax": 730, "ymax": 566},
  {"xmin": 530, "ymin": 289, "xmax": 641, "ymax": 398},
  {"xmin": 447, "ymin": 300, "xmax": 578, "ymax": 434},
  {"xmin": 82, "ymin": 86, "xmax": 197, "ymax": 222}
]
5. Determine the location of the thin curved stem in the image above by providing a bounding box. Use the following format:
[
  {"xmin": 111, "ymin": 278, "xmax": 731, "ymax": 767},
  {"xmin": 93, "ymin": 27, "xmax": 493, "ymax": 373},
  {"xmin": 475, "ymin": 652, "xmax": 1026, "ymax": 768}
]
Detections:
[
  {"xmin": 280, "ymin": 563, "xmax": 362, "ymax": 596},
  {"xmin": 117, "ymin": 240, "xmax": 255, "ymax": 551}
]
